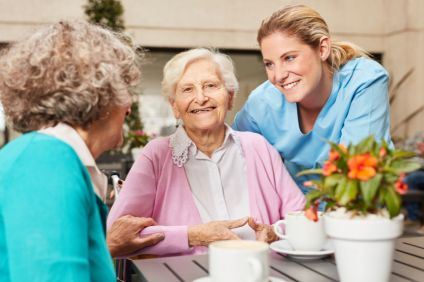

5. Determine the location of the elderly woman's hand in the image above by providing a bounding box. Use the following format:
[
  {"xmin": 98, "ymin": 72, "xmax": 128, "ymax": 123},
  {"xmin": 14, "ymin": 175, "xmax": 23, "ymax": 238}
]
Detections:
[
  {"xmin": 107, "ymin": 215, "xmax": 164, "ymax": 257},
  {"xmin": 248, "ymin": 217, "xmax": 279, "ymax": 244},
  {"xmin": 188, "ymin": 217, "xmax": 248, "ymax": 247}
]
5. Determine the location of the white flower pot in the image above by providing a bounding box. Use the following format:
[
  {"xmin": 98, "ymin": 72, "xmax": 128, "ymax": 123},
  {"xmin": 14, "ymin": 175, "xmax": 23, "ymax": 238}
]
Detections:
[{"xmin": 324, "ymin": 212, "xmax": 404, "ymax": 282}]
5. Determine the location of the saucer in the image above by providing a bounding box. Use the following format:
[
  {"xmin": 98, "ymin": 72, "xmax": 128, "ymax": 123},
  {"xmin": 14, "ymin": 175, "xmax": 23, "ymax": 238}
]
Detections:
[
  {"xmin": 193, "ymin": 276, "xmax": 288, "ymax": 282},
  {"xmin": 270, "ymin": 240, "xmax": 334, "ymax": 260}
]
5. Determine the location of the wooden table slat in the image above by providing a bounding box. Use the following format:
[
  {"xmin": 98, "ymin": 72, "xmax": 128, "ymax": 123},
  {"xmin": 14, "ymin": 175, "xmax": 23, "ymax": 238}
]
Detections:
[
  {"xmin": 133, "ymin": 236, "xmax": 424, "ymax": 282},
  {"xmin": 391, "ymin": 261, "xmax": 424, "ymax": 282},
  {"xmin": 394, "ymin": 251, "xmax": 424, "ymax": 271},
  {"xmin": 269, "ymin": 268, "xmax": 297, "ymax": 282},
  {"xmin": 285, "ymin": 257, "xmax": 339, "ymax": 281},
  {"xmin": 269, "ymin": 255, "xmax": 335, "ymax": 282},
  {"xmin": 164, "ymin": 256, "xmax": 208, "ymax": 281},
  {"xmin": 132, "ymin": 260, "xmax": 182, "ymax": 282},
  {"xmin": 400, "ymin": 237, "xmax": 424, "ymax": 249},
  {"xmin": 390, "ymin": 273, "xmax": 417, "ymax": 282}
]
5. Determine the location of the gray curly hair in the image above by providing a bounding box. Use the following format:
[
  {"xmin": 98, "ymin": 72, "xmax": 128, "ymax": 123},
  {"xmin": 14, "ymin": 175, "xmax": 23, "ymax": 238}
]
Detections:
[
  {"xmin": 0, "ymin": 20, "xmax": 142, "ymax": 132},
  {"xmin": 162, "ymin": 48, "xmax": 239, "ymax": 100}
]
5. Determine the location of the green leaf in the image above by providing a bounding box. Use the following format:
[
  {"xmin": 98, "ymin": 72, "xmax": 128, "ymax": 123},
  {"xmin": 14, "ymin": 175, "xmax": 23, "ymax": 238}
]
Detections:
[
  {"xmin": 324, "ymin": 174, "xmax": 343, "ymax": 188},
  {"xmin": 305, "ymin": 189, "xmax": 323, "ymax": 208},
  {"xmin": 391, "ymin": 160, "xmax": 422, "ymax": 174},
  {"xmin": 323, "ymin": 174, "xmax": 344, "ymax": 195},
  {"xmin": 377, "ymin": 186, "xmax": 386, "ymax": 206},
  {"xmin": 392, "ymin": 150, "xmax": 416, "ymax": 160},
  {"xmin": 337, "ymin": 179, "xmax": 358, "ymax": 205},
  {"xmin": 296, "ymin": 169, "xmax": 323, "ymax": 177},
  {"xmin": 382, "ymin": 172, "xmax": 398, "ymax": 183},
  {"xmin": 348, "ymin": 145, "xmax": 357, "ymax": 155},
  {"xmin": 381, "ymin": 139, "xmax": 388, "ymax": 149},
  {"xmin": 328, "ymin": 142, "xmax": 347, "ymax": 156},
  {"xmin": 324, "ymin": 200, "xmax": 336, "ymax": 211},
  {"xmin": 335, "ymin": 177, "xmax": 347, "ymax": 201},
  {"xmin": 306, "ymin": 189, "xmax": 323, "ymax": 202},
  {"xmin": 360, "ymin": 174, "xmax": 382, "ymax": 208},
  {"xmin": 384, "ymin": 186, "xmax": 401, "ymax": 218},
  {"xmin": 355, "ymin": 135, "xmax": 375, "ymax": 154}
]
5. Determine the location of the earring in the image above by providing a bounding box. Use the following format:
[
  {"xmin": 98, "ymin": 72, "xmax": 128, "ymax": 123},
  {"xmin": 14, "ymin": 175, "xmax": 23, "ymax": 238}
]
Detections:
[{"xmin": 175, "ymin": 119, "xmax": 182, "ymax": 128}]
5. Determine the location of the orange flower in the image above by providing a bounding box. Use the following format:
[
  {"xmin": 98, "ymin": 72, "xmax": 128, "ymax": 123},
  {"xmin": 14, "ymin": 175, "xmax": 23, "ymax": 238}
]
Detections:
[
  {"xmin": 347, "ymin": 153, "xmax": 378, "ymax": 181},
  {"xmin": 395, "ymin": 173, "xmax": 408, "ymax": 195},
  {"xmin": 303, "ymin": 181, "xmax": 314, "ymax": 187},
  {"xmin": 323, "ymin": 160, "xmax": 338, "ymax": 176},
  {"xmin": 329, "ymin": 144, "xmax": 347, "ymax": 162},
  {"xmin": 305, "ymin": 206, "xmax": 319, "ymax": 222},
  {"xmin": 379, "ymin": 147, "xmax": 387, "ymax": 158},
  {"xmin": 329, "ymin": 150, "xmax": 340, "ymax": 162}
]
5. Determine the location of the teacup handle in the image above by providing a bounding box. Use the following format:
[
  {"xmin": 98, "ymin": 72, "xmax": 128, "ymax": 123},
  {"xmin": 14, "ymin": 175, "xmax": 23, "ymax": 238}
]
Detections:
[
  {"xmin": 273, "ymin": 219, "xmax": 287, "ymax": 239},
  {"xmin": 247, "ymin": 257, "xmax": 264, "ymax": 282}
]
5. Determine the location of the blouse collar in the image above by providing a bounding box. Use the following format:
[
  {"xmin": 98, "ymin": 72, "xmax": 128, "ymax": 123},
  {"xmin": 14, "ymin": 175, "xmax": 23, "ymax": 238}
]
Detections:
[
  {"xmin": 169, "ymin": 124, "xmax": 242, "ymax": 167},
  {"xmin": 38, "ymin": 123, "xmax": 108, "ymax": 201}
]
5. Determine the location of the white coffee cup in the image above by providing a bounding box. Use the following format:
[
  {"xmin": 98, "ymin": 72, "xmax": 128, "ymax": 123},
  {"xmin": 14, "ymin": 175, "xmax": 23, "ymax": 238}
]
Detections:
[
  {"xmin": 209, "ymin": 240, "xmax": 269, "ymax": 282},
  {"xmin": 273, "ymin": 211, "xmax": 326, "ymax": 251}
]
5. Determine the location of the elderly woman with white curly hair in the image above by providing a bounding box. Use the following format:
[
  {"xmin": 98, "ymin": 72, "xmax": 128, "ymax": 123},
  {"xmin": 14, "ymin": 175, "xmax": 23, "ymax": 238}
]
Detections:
[
  {"xmin": 0, "ymin": 21, "xmax": 165, "ymax": 281},
  {"xmin": 107, "ymin": 48, "xmax": 306, "ymax": 257}
]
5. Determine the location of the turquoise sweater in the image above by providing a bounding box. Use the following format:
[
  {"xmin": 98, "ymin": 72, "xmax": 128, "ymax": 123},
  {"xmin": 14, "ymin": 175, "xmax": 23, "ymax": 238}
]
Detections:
[{"xmin": 0, "ymin": 132, "xmax": 115, "ymax": 281}]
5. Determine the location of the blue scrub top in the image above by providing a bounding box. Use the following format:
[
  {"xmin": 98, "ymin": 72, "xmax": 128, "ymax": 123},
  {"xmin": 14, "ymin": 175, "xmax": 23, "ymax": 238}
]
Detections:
[{"xmin": 233, "ymin": 57, "xmax": 392, "ymax": 192}]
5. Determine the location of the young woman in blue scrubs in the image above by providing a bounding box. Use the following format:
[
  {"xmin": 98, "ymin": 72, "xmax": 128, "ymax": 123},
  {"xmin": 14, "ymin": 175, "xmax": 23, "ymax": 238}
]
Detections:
[{"xmin": 233, "ymin": 5, "xmax": 392, "ymax": 193}]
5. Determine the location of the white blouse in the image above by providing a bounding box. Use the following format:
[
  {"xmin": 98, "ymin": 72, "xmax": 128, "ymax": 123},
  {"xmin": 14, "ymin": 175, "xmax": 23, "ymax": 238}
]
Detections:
[
  {"xmin": 38, "ymin": 123, "xmax": 108, "ymax": 202},
  {"xmin": 170, "ymin": 125, "xmax": 255, "ymax": 240}
]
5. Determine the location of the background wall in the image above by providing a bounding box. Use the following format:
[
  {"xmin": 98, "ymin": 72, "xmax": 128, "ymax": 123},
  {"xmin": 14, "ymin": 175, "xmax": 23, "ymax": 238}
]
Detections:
[{"xmin": 0, "ymin": 0, "xmax": 422, "ymax": 139}]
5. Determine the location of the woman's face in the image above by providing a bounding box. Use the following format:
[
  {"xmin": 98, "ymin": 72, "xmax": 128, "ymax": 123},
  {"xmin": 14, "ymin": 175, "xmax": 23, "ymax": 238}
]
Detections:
[
  {"xmin": 101, "ymin": 103, "xmax": 131, "ymax": 150},
  {"xmin": 260, "ymin": 32, "xmax": 330, "ymax": 105},
  {"xmin": 170, "ymin": 59, "xmax": 233, "ymax": 135}
]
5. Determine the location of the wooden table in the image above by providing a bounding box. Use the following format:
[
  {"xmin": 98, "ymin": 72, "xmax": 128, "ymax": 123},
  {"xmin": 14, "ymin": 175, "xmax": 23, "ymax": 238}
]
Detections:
[{"xmin": 132, "ymin": 236, "xmax": 424, "ymax": 282}]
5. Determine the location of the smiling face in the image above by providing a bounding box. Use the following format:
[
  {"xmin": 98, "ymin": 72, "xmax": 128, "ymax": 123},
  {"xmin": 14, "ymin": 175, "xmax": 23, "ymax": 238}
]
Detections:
[
  {"xmin": 170, "ymin": 58, "xmax": 233, "ymax": 136},
  {"xmin": 260, "ymin": 31, "xmax": 330, "ymax": 106}
]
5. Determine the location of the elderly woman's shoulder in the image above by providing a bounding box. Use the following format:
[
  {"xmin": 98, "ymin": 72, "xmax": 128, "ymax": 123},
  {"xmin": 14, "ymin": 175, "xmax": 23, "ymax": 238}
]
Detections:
[
  {"xmin": 142, "ymin": 136, "xmax": 172, "ymax": 154},
  {"xmin": 0, "ymin": 132, "xmax": 85, "ymax": 176},
  {"xmin": 233, "ymin": 130, "xmax": 272, "ymax": 147},
  {"xmin": 2, "ymin": 132, "xmax": 79, "ymax": 156}
]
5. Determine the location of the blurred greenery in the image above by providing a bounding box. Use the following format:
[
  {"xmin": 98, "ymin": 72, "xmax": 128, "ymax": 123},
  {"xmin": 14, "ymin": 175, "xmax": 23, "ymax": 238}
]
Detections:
[
  {"xmin": 84, "ymin": 0, "xmax": 148, "ymax": 154},
  {"xmin": 84, "ymin": 0, "xmax": 125, "ymax": 31}
]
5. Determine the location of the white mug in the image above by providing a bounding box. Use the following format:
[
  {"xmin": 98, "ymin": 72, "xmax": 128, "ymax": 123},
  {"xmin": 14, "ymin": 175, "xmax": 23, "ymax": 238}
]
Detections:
[
  {"xmin": 209, "ymin": 240, "xmax": 269, "ymax": 282},
  {"xmin": 273, "ymin": 211, "xmax": 326, "ymax": 251}
]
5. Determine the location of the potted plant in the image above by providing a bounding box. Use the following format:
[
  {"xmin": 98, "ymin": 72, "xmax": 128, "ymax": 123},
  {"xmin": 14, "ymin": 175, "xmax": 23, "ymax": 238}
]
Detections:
[
  {"xmin": 299, "ymin": 135, "xmax": 421, "ymax": 282},
  {"xmin": 124, "ymin": 129, "xmax": 151, "ymax": 159}
]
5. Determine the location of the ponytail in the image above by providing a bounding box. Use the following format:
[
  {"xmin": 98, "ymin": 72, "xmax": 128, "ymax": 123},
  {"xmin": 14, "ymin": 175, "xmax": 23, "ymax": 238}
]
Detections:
[{"xmin": 258, "ymin": 5, "xmax": 368, "ymax": 72}]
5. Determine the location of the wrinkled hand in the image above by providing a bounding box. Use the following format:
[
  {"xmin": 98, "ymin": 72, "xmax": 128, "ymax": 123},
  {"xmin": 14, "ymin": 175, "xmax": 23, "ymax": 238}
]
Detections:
[
  {"xmin": 188, "ymin": 217, "xmax": 248, "ymax": 247},
  {"xmin": 248, "ymin": 217, "xmax": 278, "ymax": 244},
  {"xmin": 107, "ymin": 215, "xmax": 164, "ymax": 257}
]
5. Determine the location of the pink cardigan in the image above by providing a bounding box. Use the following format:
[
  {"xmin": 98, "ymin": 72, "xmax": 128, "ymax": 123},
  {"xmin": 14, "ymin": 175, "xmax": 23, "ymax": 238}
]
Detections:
[{"xmin": 107, "ymin": 131, "xmax": 305, "ymax": 256}]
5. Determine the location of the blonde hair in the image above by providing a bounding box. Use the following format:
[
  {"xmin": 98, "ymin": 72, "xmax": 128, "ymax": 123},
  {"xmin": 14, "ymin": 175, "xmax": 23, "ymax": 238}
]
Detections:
[
  {"xmin": 257, "ymin": 5, "xmax": 368, "ymax": 71},
  {"xmin": 161, "ymin": 48, "xmax": 239, "ymax": 100},
  {"xmin": 0, "ymin": 20, "xmax": 142, "ymax": 132}
]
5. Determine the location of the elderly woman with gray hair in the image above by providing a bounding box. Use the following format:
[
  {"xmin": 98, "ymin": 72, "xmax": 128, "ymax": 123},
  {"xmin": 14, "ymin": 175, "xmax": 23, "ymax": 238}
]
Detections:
[
  {"xmin": 0, "ymin": 21, "xmax": 164, "ymax": 281},
  {"xmin": 107, "ymin": 48, "xmax": 306, "ymax": 257}
]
